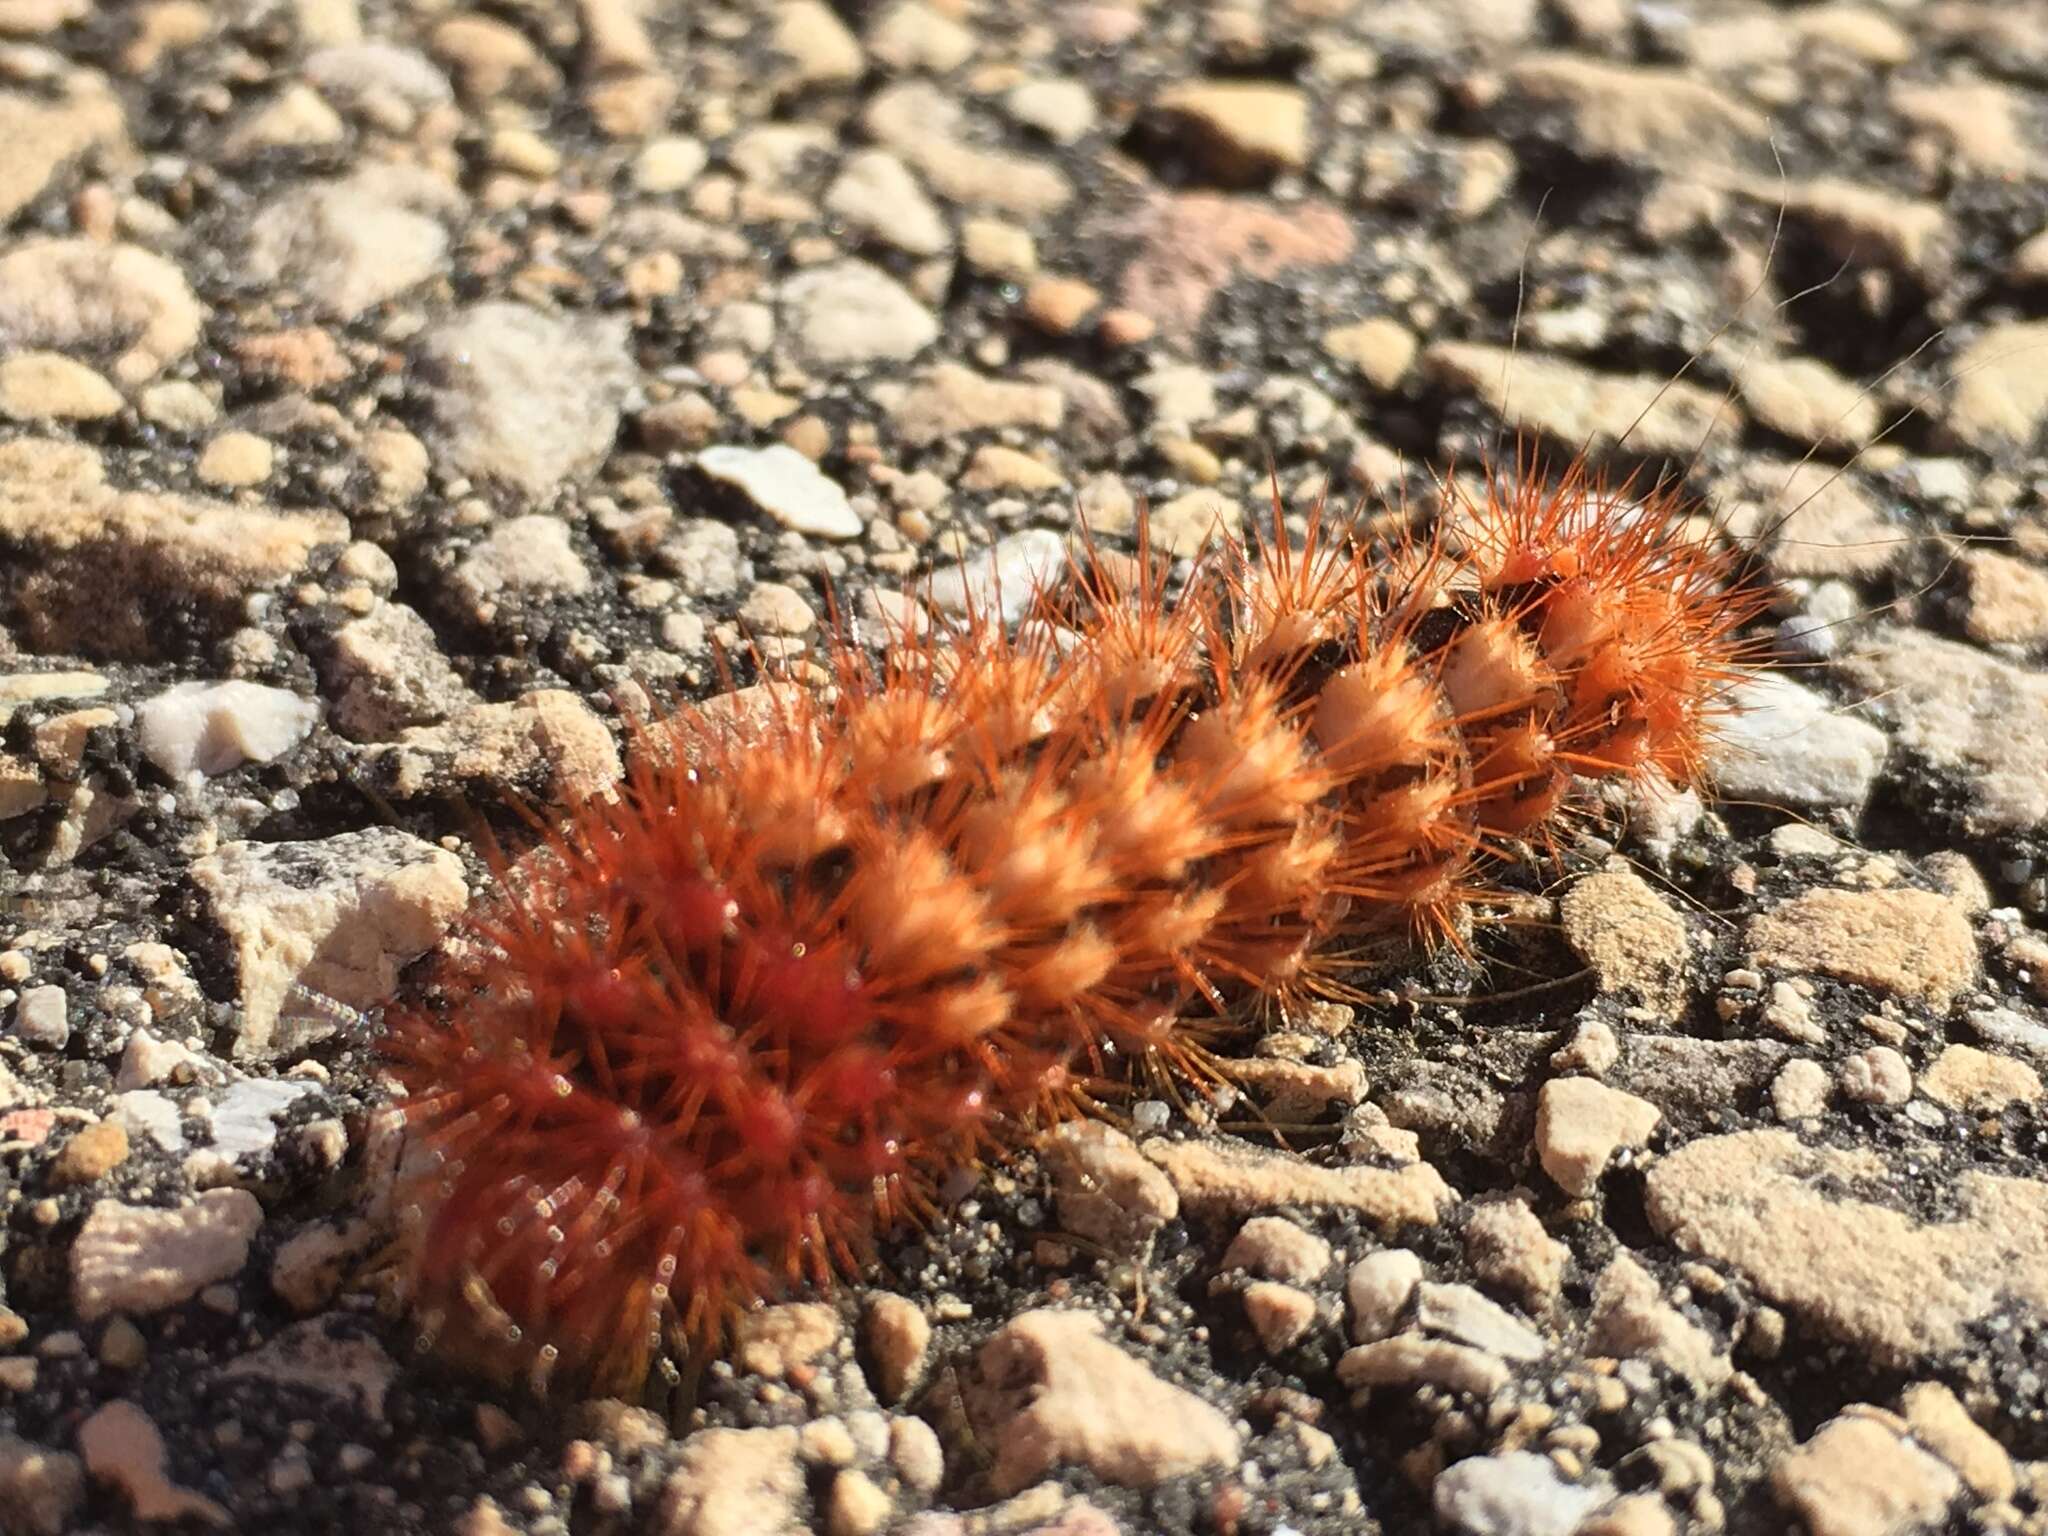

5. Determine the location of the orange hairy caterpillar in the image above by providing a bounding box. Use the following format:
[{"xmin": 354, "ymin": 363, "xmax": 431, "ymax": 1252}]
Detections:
[{"xmin": 381, "ymin": 461, "xmax": 1768, "ymax": 1396}]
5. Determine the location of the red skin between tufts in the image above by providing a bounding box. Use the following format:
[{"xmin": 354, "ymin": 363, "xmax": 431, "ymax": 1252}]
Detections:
[{"xmin": 382, "ymin": 467, "xmax": 1767, "ymax": 1396}]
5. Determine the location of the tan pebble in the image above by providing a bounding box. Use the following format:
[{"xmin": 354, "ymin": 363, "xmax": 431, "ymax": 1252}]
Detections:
[
  {"xmin": 863, "ymin": 1294, "xmax": 931, "ymax": 1404},
  {"xmin": 50, "ymin": 1120, "xmax": 129, "ymax": 1187},
  {"xmin": 1023, "ymin": 276, "xmax": 1100, "ymax": 334},
  {"xmin": 0, "ymin": 352, "xmax": 123, "ymax": 422},
  {"xmin": 824, "ymin": 1468, "xmax": 891, "ymax": 1536},
  {"xmin": 196, "ymin": 432, "xmax": 275, "ymax": 489}
]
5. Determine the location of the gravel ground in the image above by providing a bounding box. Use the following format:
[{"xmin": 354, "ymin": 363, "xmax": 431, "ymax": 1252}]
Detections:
[{"xmin": 6, "ymin": 1, "xmax": 2048, "ymax": 1533}]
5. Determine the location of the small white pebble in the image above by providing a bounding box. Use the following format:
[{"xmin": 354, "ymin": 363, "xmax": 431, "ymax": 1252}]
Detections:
[{"xmin": 1839, "ymin": 1045, "xmax": 1911, "ymax": 1106}]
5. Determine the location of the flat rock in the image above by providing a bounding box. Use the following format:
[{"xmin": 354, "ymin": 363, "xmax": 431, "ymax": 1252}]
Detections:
[
  {"xmin": 959, "ymin": 1309, "xmax": 1241, "ymax": 1495},
  {"xmin": 417, "ymin": 302, "xmax": 633, "ymax": 497},
  {"xmin": 883, "ymin": 363, "xmax": 1064, "ymax": 448},
  {"xmin": 1918, "ymin": 1043, "xmax": 2042, "ymax": 1113},
  {"xmin": 1559, "ymin": 869, "xmax": 1689, "ymax": 1018},
  {"xmin": 1423, "ymin": 343, "xmax": 1740, "ymax": 460},
  {"xmin": 217, "ymin": 1321, "xmax": 396, "ymax": 1421},
  {"xmin": 0, "ymin": 352, "xmax": 122, "ymax": 422},
  {"xmin": 697, "ymin": 444, "xmax": 862, "ymax": 539},
  {"xmin": 1745, "ymin": 887, "xmax": 1979, "ymax": 1010},
  {"xmin": 1151, "ymin": 81, "xmax": 1310, "ymax": 180},
  {"xmin": 1959, "ymin": 550, "xmax": 2048, "ymax": 647},
  {"xmin": 1771, "ymin": 1413, "xmax": 1960, "ymax": 1536},
  {"xmin": 0, "ymin": 438, "xmax": 347, "ymax": 659},
  {"xmin": 1500, "ymin": 54, "xmax": 1768, "ymax": 171},
  {"xmin": 0, "ymin": 240, "xmax": 201, "ymax": 384},
  {"xmin": 1835, "ymin": 630, "xmax": 2048, "ymax": 838},
  {"xmin": 863, "ymin": 81, "xmax": 1072, "ymax": 217},
  {"xmin": 1645, "ymin": 1129, "xmax": 2048, "ymax": 1366},
  {"xmin": 1146, "ymin": 1137, "xmax": 1454, "ymax": 1227},
  {"xmin": 1708, "ymin": 673, "xmax": 1889, "ymax": 812},
  {"xmin": 780, "ymin": 261, "xmax": 938, "ymax": 372},
  {"xmin": 1947, "ymin": 320, "xmax": 2048, "ymax": 455},
  {"xmin": 73, "ymin": 1190, "xmax": 263, "ymax": 1321},
  {"xmin": 1115, "ymin": 190, "xmax": 1354, "ymax": 338},
  {"xmin": 246, "ymin": 166, "xmax": 461, "ymax": 320},
  {"xmin": 0, "ymin": 85, "xmax": 128, "ymax": 224},
  {"xmin": 191, "ymin": 828, "xmax": 467, "ymax": 1061}
]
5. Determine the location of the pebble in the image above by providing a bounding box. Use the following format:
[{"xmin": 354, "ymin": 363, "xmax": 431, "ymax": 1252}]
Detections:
[
  {"xmin": 1708, "ymin": 674, "xmax": 1889, "ymax": 813},
  {"xmin": 77, "ymin": 1400, "xmax": 229, "ymax": 1527},
  {"xmin": 1346, "ymin": 1249, "xmax": 1423, "ymax": 1342},
  {"xmin": 209, "ymin": 1079, "xmax": 318, "ymax": 1161},
  {"xmin": 862, "ymin": 1295, "xmax": 930, "ymax": 1404},
  {"xmin": 221, "ymin": 82, "xmax": 346, "ymax": 159},
  {"xmin": 1587, "ymin": 1253, "xmax": 1730, "ymax": 1391},
  {"xmin": 1220, "ymin": 1216, "xmax": 1333, "ymax": 1286},
  {"xmin": 1004, "ymin": 77, "xmax": 1096, "ymax": 143},
  {"xmin": 1534, "ymin": 1078, "xmax": 1661, "ymax": 1198},
  {"xmin": 1464, "ymin": 1200, "xmax": 1568, "ymax": 1306},
  {"xmin": 49, "ymin": 1120, "xmax": 129, "ymax": 1187},
  {"xmin": 11, "ymin": 986, "xmax": 68, "ymax": 1049},
  {"xmin": 1042, "ymin": 1119, "xmax": 1179, "ymax": 1256},
  {"xmin": 824, "ymin": 150, "xmax": 951, "ymax": 257},
  {"xmin": 322, "ymin": 601, "xmax": 476, "ymax": 741},
  {"xmin": 660, "ymin": 1426, "xmax": 803, "ymax": 1536},
  {"xmin": 1323, "ymin": 317, "xmax": 1418, "ymax": 391},
  {"xmin": 780, "ymin": 260, "xmax": 939, "ymax": 370},
  {"xmin": 1433, "ymin": 1449, "xmax": 1608, "ymax": 1536},
  {"xmin": 1770, "ymin": 1059, "xmax": 1831, "ymax": 1121},
  {"xmin": 417, "ymin": 302, "xmax": 634, "ymax": 497},
  {"xmin": 136, "ymin": 681, "xmax": 319, "ymax": 780},
  {"xmin": 1771, "ymin": 1413, "xmax": 1959, "ymax": 1536},
  {"xmin": 924, "ymin": 528, "xmax": 1068, "ymax": 622},
  {"xmin": 0, "ymin": 352, "xmax": 122, "ymax": 421},
  {"xmin": 697, "ymin": 444, "xmax": 863, "ymax": 540},
  {"xmin": 1735, "ymin": 355, "xmax": 1878, "ymax": 451},
  {"xmin": 0, "ymin": 239, "xmax": 203, "ymax": 384},
  {"xmin": 1416, "ymin": 1282, "xmax": 1546, "ymax": 1362},
  {"xmin": 867, "ymin": 1, "xmax": 974, "ymax": 73},
  {"xmin": 190, "ymin": 829, "xmax": 467, "ymax": 1061},
  {"xmin": 1243, "ymin": 1282, "xmax": 1319, "ymax": 1354},
  {"xmin": 195, "ymin": 431, "xmax": 274, "ymax": 489},
  {"xmin": 72, "ymin": 1190, "xmax": 262, "ymax": 1321},
  {"xmin": 450, "ymin": 515, "xmax": 593, "ymax": 605},
  {"xmin": 958, "ymin": 1310, "xmax": 1240, "ymax": 1495},
  {"xmin": 633, "ymin": 135, "xmax": 708, "ymax": 192},
  {"xmin": 246, "ymin": 167, "xmax": 458, "ymax": 320}
]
